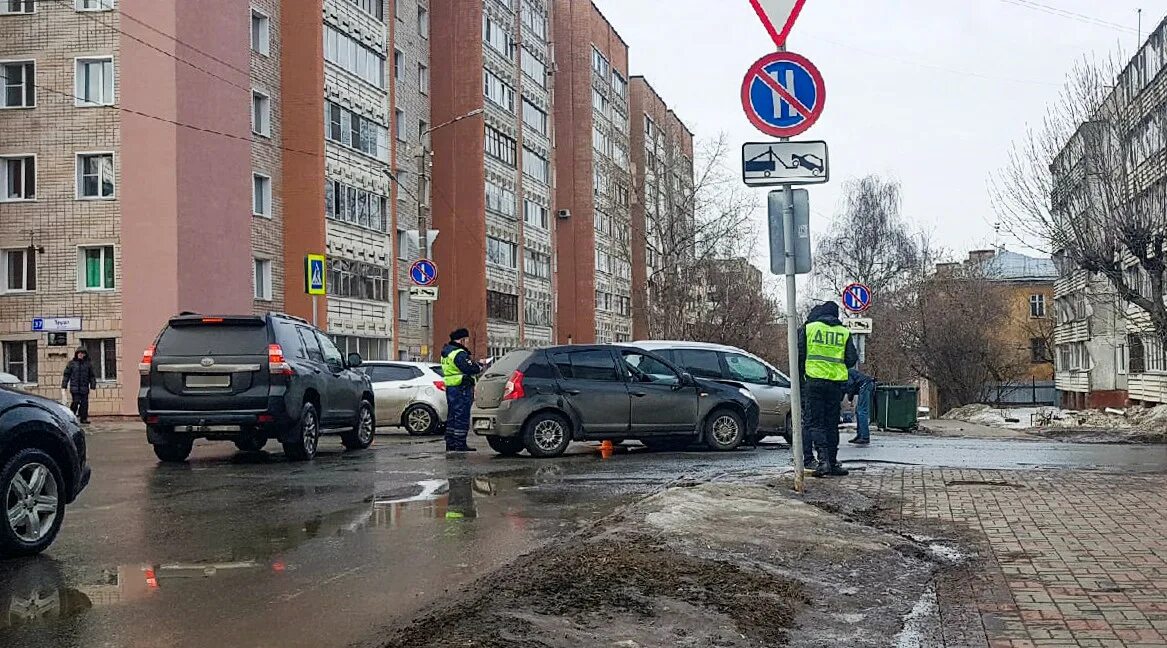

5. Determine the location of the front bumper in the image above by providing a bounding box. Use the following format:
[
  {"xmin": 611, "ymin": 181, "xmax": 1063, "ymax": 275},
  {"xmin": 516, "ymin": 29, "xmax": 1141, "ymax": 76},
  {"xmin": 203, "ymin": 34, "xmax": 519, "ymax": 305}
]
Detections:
[{"xmin": 75, "ymin": 464, "xmax": 91, "ymax": 499}]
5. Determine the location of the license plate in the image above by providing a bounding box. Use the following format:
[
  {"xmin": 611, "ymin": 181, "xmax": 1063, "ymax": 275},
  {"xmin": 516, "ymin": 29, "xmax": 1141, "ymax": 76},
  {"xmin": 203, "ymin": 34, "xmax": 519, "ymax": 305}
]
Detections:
[
  {"xmin": 186, "ymin": 374, "xmax": 230, "ymax": 388},
  {"xmin": 473, "ymin": 419, "xmax": 492, "ymax": 430}
]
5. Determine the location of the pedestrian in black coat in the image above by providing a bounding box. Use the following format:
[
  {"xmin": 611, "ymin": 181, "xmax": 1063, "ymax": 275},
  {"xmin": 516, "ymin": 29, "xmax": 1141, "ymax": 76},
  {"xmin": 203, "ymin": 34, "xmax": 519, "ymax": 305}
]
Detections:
[{"xmin": 62, "ymin": 348, "xmax": 96, "ymax": 423}]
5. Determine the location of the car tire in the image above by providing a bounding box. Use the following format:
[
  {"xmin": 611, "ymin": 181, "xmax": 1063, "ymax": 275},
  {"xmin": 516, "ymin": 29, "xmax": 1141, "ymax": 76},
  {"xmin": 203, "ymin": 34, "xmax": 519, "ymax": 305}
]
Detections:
[
  {"xmin": 152, "ymin": 437, "xmax": 193, "ymax": 463},
  {"xmin": 282, "ymin": 403, "xmax": 321, "ymax": 461},
  {"xmin": 521, "ymin": 412, "xmax": 572, "ymax": 458},
  {"xmin": 705, "ymin": 408, "xmax": 746, "ymax": 451},
  {"xmin": 641, "ymin": 437, "xmax": 692, "ymax": 452},
  {"xmin": 341, "ymin": 401, "xmax": 376, "ymax": 450},
  {"xmin": 0, "ymin": 449, "xmax": 67, "ymax": 559},
  {"xmin": 486, "ymin": 435, "xmax": 524, "ymax": 456},
  {"xmin": 782, "ymin": 412, "xmax": 793, "ymax": 446},
  {"xmin": 402, "ymin": 404, "xmax": 439, "ymax": 436}
]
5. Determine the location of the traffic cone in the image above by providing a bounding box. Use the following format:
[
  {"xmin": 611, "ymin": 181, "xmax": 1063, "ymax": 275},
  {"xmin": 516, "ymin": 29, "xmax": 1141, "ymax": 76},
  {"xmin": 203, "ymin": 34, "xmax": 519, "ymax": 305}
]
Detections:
[{"xmin": 599, "ymin": 439, "xmax": 614, "ymax": 458}]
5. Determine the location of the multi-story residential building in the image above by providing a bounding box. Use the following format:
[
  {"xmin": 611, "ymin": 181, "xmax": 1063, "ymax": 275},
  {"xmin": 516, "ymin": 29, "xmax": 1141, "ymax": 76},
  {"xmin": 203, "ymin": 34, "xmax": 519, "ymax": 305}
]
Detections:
[
  {"xmin": 430, "ymin": 0, "xmax": 556, "ymax": 358},
  {"xmin": 628, "ymin": 76, "xmax": 694, "ymax": 340},
  {"xmin": 552, "ymin": 0, "xmax": 632, "ymax": 345}
]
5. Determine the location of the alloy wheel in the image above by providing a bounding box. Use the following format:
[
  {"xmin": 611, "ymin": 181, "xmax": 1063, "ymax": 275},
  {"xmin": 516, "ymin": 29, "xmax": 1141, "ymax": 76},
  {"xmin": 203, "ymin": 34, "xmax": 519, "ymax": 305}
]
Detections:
[
  {"xmin": 712, "ymin": 415, "xmax": 741, "ymax": 446},
  {"xmin": 532, "ymin": 419, "xmax": 565, "ymax": 452},
  {"xmin": 358, "ymin": 407, "xmax": 375, "ymax": 443},
  {"xmin": 5, "ymin": 463, "xmax": 59, "ymax": 543},
  {"xmin": 407, "ymin": 408, "xmax": 432, "ymax": 433},
  {"xmin": 303, "ymin": 411, "xmax": 320, "ymax": 455}
]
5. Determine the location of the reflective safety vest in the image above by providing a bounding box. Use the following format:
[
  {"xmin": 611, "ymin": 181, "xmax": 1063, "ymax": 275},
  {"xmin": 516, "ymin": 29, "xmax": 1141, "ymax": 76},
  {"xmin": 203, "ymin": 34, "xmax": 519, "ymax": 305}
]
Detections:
[
  {"xmin": 805, "ymin": 321, "xmax": 850, "ymax": 382},
  {"xmin": 442, "ymin": 347, "xmax": 467, "ymax": 387}
]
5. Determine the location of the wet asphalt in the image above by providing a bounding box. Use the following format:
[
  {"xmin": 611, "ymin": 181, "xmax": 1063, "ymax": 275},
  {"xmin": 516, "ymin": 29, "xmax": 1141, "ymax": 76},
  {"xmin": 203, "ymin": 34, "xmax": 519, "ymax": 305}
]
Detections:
[{"xmin": 2, "ymin": 423, "xmax": 1165, "ymax": 648}]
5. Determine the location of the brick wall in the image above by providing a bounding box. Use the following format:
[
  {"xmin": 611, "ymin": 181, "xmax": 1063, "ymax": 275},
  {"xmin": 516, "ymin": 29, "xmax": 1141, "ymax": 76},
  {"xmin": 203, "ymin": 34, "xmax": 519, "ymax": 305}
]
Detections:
[{"xmin": 251, "ymin": 0, "xmax": 285, "ymax": 315}]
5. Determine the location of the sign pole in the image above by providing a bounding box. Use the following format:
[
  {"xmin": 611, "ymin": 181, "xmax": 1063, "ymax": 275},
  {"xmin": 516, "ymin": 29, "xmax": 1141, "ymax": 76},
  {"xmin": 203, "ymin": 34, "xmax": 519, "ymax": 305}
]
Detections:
[{"xmin": 312, "ymin": 295, "xmax": 318, "ymax": 328}]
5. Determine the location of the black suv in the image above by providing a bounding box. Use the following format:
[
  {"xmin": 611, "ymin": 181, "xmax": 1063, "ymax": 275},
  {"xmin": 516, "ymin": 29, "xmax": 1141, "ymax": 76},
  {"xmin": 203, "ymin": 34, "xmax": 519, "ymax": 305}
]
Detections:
[
  {"xmin": 138, "ymin": 313, "xmax": 375, "ymax": 462},
  {"xmin": 0, "ymin": 383, "xmax": 90, "ymax": 557},
  {"xmin": 471, "ymin": 345, "xmax": 760, "ymax": 457}
]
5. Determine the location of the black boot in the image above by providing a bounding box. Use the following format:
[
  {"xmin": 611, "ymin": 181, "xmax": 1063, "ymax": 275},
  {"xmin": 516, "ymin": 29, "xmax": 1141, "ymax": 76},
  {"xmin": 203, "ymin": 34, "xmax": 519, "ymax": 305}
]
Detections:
[
  {"xmin": 811, "ymin": 458, "xmax": 829, "ymax": 478},
  {"xmin": 828, "ymin": 449, "xmax": 849, "ymax": 476}
]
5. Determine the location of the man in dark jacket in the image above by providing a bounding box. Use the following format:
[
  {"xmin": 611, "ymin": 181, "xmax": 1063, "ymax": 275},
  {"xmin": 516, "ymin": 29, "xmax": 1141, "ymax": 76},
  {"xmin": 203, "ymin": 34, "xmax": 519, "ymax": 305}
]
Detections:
[
  {"xmin": 441, "ymin": 328, "xmax": 482, "ymax": 452},
  {"xmin": 62, "ymin": 348, "xmax": 97, "ymax": 424},
  {"xmin": 797, "ymin": 301, "xmax": 858, "ymax": 477}
]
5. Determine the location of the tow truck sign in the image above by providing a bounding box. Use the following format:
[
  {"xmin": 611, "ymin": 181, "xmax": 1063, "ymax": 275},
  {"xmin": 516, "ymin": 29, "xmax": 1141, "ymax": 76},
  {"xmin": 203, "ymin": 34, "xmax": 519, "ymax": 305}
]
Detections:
[{"xmin": 742, "ymin": 140, "xmax": 829, "ymax": 186}]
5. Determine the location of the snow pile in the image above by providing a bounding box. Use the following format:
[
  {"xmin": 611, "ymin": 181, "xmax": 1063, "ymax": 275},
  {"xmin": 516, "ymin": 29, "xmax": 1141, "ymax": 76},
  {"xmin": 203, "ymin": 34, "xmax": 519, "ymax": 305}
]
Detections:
[
  {"xmin": 942, "ymin": 403, "xmax": 1167, "ymax": 440},
  {"xmin": 941, "ymin": 404, "xmax": 1066, "ymax": 429}
]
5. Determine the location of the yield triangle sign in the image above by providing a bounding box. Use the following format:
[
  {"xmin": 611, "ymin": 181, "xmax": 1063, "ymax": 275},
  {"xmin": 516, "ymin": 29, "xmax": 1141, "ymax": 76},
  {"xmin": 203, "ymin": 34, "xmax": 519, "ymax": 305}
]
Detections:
[{"xmin": 748, "ymin": 0, "xmax": 807, "ymax": 48}]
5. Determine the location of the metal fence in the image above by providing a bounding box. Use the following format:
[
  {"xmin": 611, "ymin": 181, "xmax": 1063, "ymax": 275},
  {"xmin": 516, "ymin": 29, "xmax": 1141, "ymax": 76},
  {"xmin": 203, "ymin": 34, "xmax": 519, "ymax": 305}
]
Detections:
[{"xmin": 986, "ymin": 380, "xmax": 1057, "ymax": 406}]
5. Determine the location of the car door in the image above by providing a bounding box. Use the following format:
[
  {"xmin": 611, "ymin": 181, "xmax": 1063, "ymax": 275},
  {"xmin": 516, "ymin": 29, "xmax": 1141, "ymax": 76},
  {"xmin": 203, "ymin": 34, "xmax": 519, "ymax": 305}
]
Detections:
[
  {"xmin": 549, "ymin": 349, "xmax": 630, "ymax": 435},
  {"xmin": 293, "ymin": 325, "xmax": 331, "ymax": 415},
  {"xmin": 368, "ymin": 364, "xmax": 420, "ymax": 423},
  {"xmin": 723, "ymin": 352, "xmax": 788, "ymax": 432},
  {"xmin": 619, "ymin": 349, "xmax": 699, "ymax": 434},
  {"xmin": 314, "ymin": 331, "xmax": 358, "ymax": 425}
]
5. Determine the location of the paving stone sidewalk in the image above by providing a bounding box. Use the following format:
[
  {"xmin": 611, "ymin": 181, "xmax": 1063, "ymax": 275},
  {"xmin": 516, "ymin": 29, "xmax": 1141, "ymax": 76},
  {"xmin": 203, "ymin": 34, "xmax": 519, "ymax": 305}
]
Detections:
[{"xmin": 843, "ymin": 467, "xmax": 1167, "ymax": 648}]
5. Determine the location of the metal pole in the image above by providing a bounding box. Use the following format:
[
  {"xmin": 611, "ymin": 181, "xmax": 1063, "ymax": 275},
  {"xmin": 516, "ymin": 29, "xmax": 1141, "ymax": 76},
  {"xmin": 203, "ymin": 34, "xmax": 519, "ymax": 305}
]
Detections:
[
  {"xmin": 783, "ymin": 185, "xmax": 805, "ymax": 493},
  {"xmin": 418, "ymin": 146, "xmax": 431, "ymax": 361},
  {"xmin": 312, "ymin": 295, "xmax": 318, "ymax": 328}
]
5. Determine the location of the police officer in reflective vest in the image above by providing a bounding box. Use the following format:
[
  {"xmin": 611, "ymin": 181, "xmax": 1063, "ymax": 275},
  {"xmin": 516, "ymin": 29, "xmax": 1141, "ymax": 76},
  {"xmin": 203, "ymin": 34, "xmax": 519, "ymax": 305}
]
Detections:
[
  {"xmin": 797, "ymin": 301, "xmax": 858, "ymax": 477},
  {"xmin": 441, "ymin": 328, "xmax": 482, "ymax": 452}
]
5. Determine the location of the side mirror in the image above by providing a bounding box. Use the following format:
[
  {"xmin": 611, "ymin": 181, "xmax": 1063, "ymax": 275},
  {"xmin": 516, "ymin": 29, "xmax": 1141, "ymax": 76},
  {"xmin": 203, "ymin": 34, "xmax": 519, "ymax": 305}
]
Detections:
[
  {"xmin": 346, "ymin": 352, "xmax": 363, "ymax": 368},
  {"xmin": 680, "ymin": 372, "xmax": 695, "ymax": 387},
  {"xmin": 770, "ymin": 372, "xmax": 790, "ymax": 388}
]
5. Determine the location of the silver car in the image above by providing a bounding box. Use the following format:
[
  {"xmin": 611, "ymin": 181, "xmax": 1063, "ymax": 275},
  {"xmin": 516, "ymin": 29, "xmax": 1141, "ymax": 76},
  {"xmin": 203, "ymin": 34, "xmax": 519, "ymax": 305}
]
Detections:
[
  {"xmin": 633, "ymin": 341, "xmax": 792, "ymax": 443},
  {"xmin": 361, "ymin": 361, "xmax": 448, "ymax": 435}
]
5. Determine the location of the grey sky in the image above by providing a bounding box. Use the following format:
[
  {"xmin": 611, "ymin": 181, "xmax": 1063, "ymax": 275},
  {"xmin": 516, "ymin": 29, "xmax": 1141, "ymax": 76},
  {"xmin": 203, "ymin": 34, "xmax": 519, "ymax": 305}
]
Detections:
[{"xmin": 592, "ymin": 0, "xmax": 1153, "ymax": 266}]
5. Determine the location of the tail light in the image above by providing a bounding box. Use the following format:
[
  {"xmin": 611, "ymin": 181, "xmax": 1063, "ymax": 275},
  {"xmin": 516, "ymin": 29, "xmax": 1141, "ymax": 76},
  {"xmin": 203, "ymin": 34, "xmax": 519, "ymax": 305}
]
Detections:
[
  {"xmin": 139, "ymin": 345, "xmax": 156, "ymax": 375},
  {"xmin": 268, "ymin": 344, "xmax": 293, "ymax": 376},
  {"xmin": 502, "ymin": 371, "xmax": 525, "ymax": 401},
  {"xmin": 434, "ymin": 380, "xmax": 446, "ymax": 391}
]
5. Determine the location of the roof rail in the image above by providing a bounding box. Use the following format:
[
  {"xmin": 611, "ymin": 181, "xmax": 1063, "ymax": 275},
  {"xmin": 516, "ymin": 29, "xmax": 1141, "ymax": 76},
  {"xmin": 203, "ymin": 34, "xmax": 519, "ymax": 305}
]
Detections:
[{"xmin": 269, "ymin": 311, "xmax": 311, "ymax": 325}]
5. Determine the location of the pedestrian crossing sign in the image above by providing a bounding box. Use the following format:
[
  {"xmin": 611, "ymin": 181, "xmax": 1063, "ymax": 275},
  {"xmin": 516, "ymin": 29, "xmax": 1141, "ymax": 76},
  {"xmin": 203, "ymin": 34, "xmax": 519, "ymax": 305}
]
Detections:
[{"xmin": 306, "ymin": 254, "xmax": 326, "ymax": 295}]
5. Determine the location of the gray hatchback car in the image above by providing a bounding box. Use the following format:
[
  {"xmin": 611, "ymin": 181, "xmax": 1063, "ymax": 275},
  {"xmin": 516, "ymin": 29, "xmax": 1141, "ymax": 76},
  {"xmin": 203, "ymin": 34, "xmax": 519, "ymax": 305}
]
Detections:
[{"xmin": 470, "ymin": 344, "xmax": 760, "ymax": 458}]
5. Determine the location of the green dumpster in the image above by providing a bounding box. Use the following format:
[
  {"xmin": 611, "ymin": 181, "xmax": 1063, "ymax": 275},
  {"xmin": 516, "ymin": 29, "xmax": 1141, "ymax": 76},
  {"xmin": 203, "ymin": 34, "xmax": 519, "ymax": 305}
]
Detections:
[{"xmin": 874, "ymin": 385, "xmax": 918, "ymax": 431}]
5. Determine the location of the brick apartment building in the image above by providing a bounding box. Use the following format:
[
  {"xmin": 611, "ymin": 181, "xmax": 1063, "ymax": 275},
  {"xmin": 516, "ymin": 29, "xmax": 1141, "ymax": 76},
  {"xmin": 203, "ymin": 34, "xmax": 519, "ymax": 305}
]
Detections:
[{"xmin": 0, "ymin": 0, "xmax": 694, "ymax": 414}]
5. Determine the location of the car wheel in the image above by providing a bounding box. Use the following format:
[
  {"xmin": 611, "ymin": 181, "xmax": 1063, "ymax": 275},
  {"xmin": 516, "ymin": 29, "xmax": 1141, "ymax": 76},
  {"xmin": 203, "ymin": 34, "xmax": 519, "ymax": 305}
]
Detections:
[
  {"xmin": 152, "ymin": 437, "xmax": 193, "ymax": 463},
  {"xmin": 283, "ymin": 403, "xmax": 321, "ymax": 461},
  {"xmin": 782, "ymin": 412, "xmax": 793, "ymax": 446},
  {"xmin": 0, "ymin": 449, "xmax": 67, "ymax": 558},
  {"xmin": 705, "ymin": 408, "xmax": 746, "ymax": 451},
  {"xmin": 486, "ymin": 435, "xmax": 524, "ymax": 456},
  {"xmin": 522, "ymin": 412, "xmax": 572, "ymax": 458},
  {"xmin": 341, "ymin": 401, "xmax": 376, "ymax": 450},
  {"xmin": 402, "ymin": 404, "xmax": 439, "ymax": 436}
]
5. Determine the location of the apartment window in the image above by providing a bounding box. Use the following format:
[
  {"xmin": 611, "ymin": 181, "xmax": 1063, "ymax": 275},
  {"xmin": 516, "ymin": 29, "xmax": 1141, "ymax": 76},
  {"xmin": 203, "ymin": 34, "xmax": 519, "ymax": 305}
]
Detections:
[
  {"xmin": 1144, "ymin": 336, "xmax": 1167, "ymax": 373},
  {"xmin": 1, "ymin": 1, "xmax": 34, "ymax": 14},
  {"xmin": 418, "ymin": 63, "xmax": 428, "ymax": 94},
  {"xmin": 483, "ymin": 14, "xmax": 516, "ymax": 58},
  {"xmin": 487, "ymin": 290, "xmax": 518, "ymax": 322},
  {"xmin": 76, "ymin": 0, "xmax": 113, "ymax": 9},
  {"xmin": 252, "ymin": 90, "xmax": 270, "ymax": 136},
  {"xmin": 323, "ymin": 25, "xmax": 385, "ymax": 89},
  {"xmin": 251, "ymin": 173, "xmax": 271, "ymax": 216},
  {"xmin": 325, "ymin": 101, "xmax": 388, "ymax": 160},
  {"xmin": 523, "ymin": 147, "xmax": 548, "ymax": 184},
  {"xmin": 1, "ymin": 155, "xmax": 34, "ymax": 201},
  {"xmin": 521, "ymin": 48, "xmax": 546, "ymax": 87},
  {"xmin": 397, "ymin": 289, "xmax": 409, "ymax": 321},
  {"xmin": 347, "ymin": 0, "xmax": 384, "ymax": 21},
  {"xmin": 417, "ymin": 7, "xmax": 428, "ymax": 36},
  {"xmin": 79, "ymin": 246, "xmax": 115, "ymax": 290},
  {"xmin": 77, "ymin": 153, "xmax": 114, "ymax": 199},
  {"xmin": 525, "ymin": 297, "xmax": 552, "ymax": 327},
  {"xmin": 328, "ymin": 258, "xmax": 388, "ymax": 302},
  {"xmin": 1118, "ymin": 343, "xmax": 1129, "ymax": 375},
  {"xmin": 326, "ymin": 179, "xmax": 387, "ymax": 232},
  {"xmin": 1, "ymin": 248, "xmax": 35, "ymax": 292},
  {"xmin": 521, "ymin": 1, "xmax": 547, "ymax": 40},
  {"xmin": 612, "ymin": 70, "xmax": 627, "ymax": 100},
  {"xmin": 484, "ymin": 180, "xmax": 516, "ymax": 218},
  {"xmin": 393, "ymin": 49, "xmax": 403, "ymax": 81},
  {"xmin": 396, "ymin": 228, "xmax": 408, "ymax": 259},
  {"xmin": 522, "ymin": 99, "xmax": 547, "ymax": 136},
  {"xmin": 81, "ymin": 338, "xmax": 116, "ymax": 382},
  {"xmin": 591, "ymin": 47, "xmax": 609, "ymax": 77},
  {"xmin": 1029, "ymin": 294, "xmax": 1046, "ymax": 318},
  {"xmin": 592, "ymin": 87, "xmax": 609, "ymax": 117},
  {"xmin": 395, "ymin": 108, "xmax": 405, "ymax": 140},
  {"xmin": 2, "ymin": 61, "xmax": 34, "ymax": 108},
  {"xmin": 419, "ymin": 120, "xmax": 429, "ymax": 145},
  {"xmin": 645, "ymin": 116, "xmax": 655, "ymax": 139},
  {"xmin": 524, "ymin": 249, "xmax": 550, "ymax": 280},
  {"xmin": 2, "ymin": 341, "xmax": 36, "ymax": 384},
  {"xmin": 486, "ymin": 236, "xmax": 517, "ymax": 268},
  {"xmin": 524, "ymin": 199, "xmax": 548, "ymax": 229},
  {"xmin": 331, "ymin": 335, "xmax": 389, "ymax": 361},
  {"xmin": 75, "ymin": 57, "xmax": 114, "ymax": 106},
  {"xmin": 1030, "ymin": 338, "xmax": 1049, "ymax": 364},
  {"xmin": 254, "ymin": 258, "xmax": 272, "ymax": 300},
  {"xmin": 484, "ymin": 125, "xmax": 517, "ymax": 166},
  {"xmin": 483, "ymin": 69, "xmax": 514, "ymax": 111},
  {"xmin": 250, "ymin": 9, "xmax": 270, "ymax": 55}
]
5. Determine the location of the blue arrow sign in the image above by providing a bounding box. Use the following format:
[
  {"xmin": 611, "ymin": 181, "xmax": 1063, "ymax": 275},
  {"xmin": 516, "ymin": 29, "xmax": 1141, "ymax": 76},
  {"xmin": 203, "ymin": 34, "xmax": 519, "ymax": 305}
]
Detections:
[
  {"xmin": 842, "ymin": 283, "xmax": 871, "ymax": 313},
  {"xmin": 410, "ymin": 259, "xmax": 437, "ymax": 286}
]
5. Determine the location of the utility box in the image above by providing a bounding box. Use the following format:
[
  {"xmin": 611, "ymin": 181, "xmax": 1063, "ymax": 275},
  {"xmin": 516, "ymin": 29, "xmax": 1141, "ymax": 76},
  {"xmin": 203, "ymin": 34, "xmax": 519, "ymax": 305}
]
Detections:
[{"xmin": 874, "ymin": 385, "xmax": 918, "ymax": 431}]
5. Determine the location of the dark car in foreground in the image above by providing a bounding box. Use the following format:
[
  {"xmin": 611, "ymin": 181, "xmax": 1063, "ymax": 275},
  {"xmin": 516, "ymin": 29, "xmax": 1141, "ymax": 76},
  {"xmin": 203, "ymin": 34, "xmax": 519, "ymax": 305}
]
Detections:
[
  {"xmin": 0, "ymin": 384, "xmax": 90, "ymax": 558},
  {"xmin": 470, "ymin": 345, "xmax": 759, "ymax": 457},
  {"xmin": 138, "ymin": 313, "xmax": 375, "ymax": 463}
]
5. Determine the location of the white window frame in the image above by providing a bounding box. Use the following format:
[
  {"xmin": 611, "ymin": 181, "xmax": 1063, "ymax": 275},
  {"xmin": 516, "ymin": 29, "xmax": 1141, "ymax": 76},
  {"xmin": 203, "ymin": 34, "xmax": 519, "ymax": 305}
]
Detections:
[
  {"xmin": 418, "ymin": 63, "xmax": 428, "ymax": 94},
  {"xmin": 253, "ymin": 257, "xmax": 272, "ymax": 301},
  {"xmin": 2, "ymin": 340, "xmax": 37, "ymax": 385},
  {"xmin": 1, "ymin": 59, "xmax": 35, "ymax": 109},
  {"xmin": 394, "ymin": 108, "xmax": 405, "ymax": 141},
  {"xmin": 0, "ymin": 247, "xmax": 35, "ymax": 292},
  {"xmin": 1118, "ymin": 343, "xmax": 1129, "ymax": 375},
  {"xmin": 76, "ymin": 0, "xmax": 114, "ymax": 10},
  {"xmin": 75, "ymin": 151, "xmax": 116, "ymax": 200},
  {"xmin": 0, "ymin": 153, "xmax": 35, "ymax": 201},
  {"xmin": 74, "ymin": 56, "xmax": 114, "ymax": 107},
  {"xmin": 1, "ymin": 0, "xmax": 35, "ymax": 14},
  {"xmin": 253, "ymin": 172, "xmax": 271, "ymax": 217},
  {"xmin": 252, "ymin": 89, "xmax": 270, "ymax": 136},
  {"xmin": 417, "ymin": 6, "xmax": 428, "ymax": 37},
  {"xmin": 1029, "ymin": 293, "xmax": 1046, "ymax": 318},
  {"xmin": 80, "ymin": 337, "xmax": 117, "ymax": 382},
  {"xmin": 77, "ymin": 245, "xmax": 115, "ymax": 291},
  {"xmin": 250, "ymin": 8, "xmax": 271, "ymax": 56}
]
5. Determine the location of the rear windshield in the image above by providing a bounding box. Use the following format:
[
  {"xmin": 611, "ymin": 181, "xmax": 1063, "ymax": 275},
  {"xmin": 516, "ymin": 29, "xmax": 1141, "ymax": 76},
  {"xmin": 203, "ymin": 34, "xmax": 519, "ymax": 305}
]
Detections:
[
  {"xmin": 481, "ymin": 350, "xmax": 532, "ymax": 378},
  {"xmin": 156, "ymin": 324, "xmax": 269, "ymax": 356}
]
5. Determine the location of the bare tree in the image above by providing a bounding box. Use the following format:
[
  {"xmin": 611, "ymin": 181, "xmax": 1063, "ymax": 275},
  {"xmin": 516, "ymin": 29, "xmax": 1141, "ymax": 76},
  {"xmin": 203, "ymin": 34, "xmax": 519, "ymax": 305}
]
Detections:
[
  {"xmin": 992, "ymin": 57, "xmax": 1167, "ymax": 340},
  {"xmin": 686, "ymin": 260, "xmax": 781, "ymax": 358}
]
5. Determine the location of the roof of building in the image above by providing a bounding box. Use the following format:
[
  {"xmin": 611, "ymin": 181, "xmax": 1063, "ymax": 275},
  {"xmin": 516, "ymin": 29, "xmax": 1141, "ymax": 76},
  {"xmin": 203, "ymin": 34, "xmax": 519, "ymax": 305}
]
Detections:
[{"xmin": 981, "ymin": 249, "xmax": 1058, "ymax": 282}]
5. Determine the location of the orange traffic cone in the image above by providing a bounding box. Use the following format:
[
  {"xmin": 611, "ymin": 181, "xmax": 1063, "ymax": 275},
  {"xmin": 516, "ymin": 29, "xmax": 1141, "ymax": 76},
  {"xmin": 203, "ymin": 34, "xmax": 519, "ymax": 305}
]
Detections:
[{"xmin": 599, "ymin": 439, "xmax": 614, "ymax": 459}]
